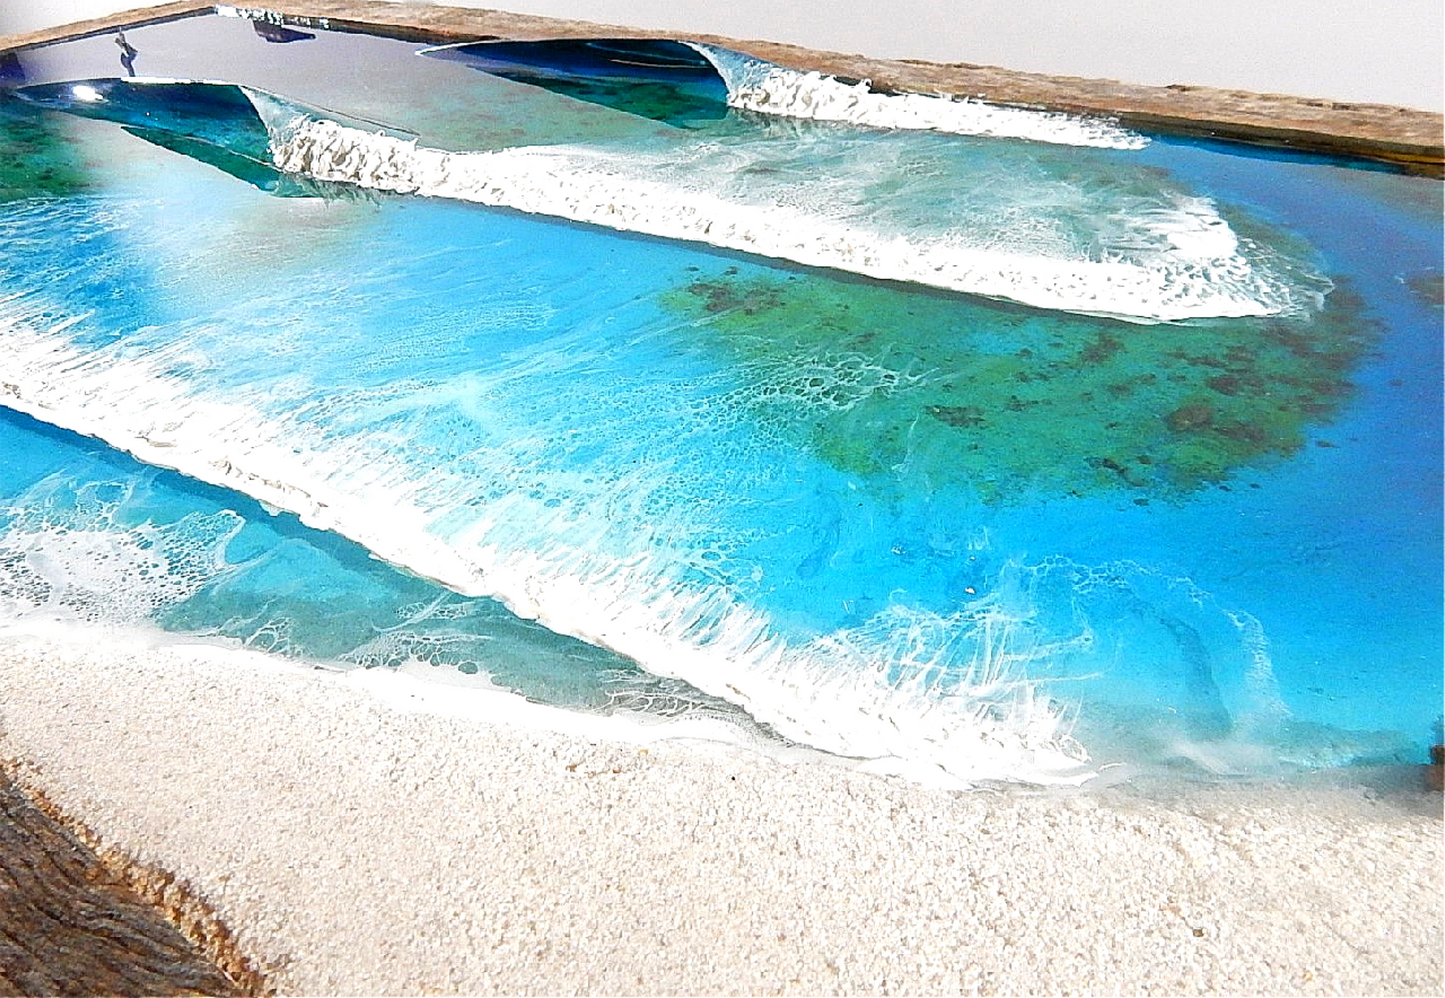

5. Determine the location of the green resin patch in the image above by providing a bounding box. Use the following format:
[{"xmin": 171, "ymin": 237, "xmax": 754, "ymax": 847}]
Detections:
[
  {"xmin": 662, "ymin": 266, "xmax": 1375, "ymax": 503},
  {"xmin": 0, "ymin": 96, "xmax": 91, "ymax": 202}
]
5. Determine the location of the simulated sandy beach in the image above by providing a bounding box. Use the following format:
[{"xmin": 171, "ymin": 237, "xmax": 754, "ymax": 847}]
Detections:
[
  {"xmin": 1, "ymin": 4, "xmax": 1443, "ymax": 995},
  {"xmin": 1, "ymin": 628, "xmax": 1441, "ymax": 995}
]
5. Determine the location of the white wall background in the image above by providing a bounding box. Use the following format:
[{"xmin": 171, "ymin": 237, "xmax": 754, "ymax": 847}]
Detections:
[{"xmin": 3, "ymin": 0, "xmax": 1442, "ymax": 110}]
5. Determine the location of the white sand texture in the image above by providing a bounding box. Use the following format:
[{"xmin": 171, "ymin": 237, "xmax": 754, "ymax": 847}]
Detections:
[{"xmin": 1, "ymin": 628, "xmax": 1440, "ymax": 996}]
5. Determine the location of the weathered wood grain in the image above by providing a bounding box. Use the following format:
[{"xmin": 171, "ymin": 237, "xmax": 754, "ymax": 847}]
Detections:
[
  {"xmin": 0, "ymin": 1, "xmax": 1439, "ymax": 173},
  {"xmin": 0, "ymin": 772, "xmax": 248, "ymax": 997}
]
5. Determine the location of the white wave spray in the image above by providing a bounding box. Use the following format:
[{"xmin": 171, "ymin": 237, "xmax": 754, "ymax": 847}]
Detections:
[
  {"xmin": 0, "ymin": 475, "xmax": 244, "ymax": 626},
  {"xmin": 244, "ymin": 87, "xmax": 1319, "ymax": 323},
  {"xmin": 689, "ymin": 43, "xmax": 1146, "ymax": 149},
  {"xmin": 0, "ymin": 313, "xmax": 1094, "ymax": 786}
]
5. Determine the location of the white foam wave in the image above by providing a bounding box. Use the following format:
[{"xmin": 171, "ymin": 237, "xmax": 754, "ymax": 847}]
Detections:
[
  {"xmin": 246, "ymin": 91, "xmax": 1314, "ymax": 322},
  {"xmin": 216, "ymin": 4, "xmax": 331, "ymax": 29},
  {"xmin": 690, "ymin": 43, "xmax": 1147, "ymax": 150},
  {"xmin": 0, "ymin": 476, "xmax": 243, "ymax": 626},
  {"xmin": 0, "ymin": 317, "xmax": 1094, "ymax": 787}
]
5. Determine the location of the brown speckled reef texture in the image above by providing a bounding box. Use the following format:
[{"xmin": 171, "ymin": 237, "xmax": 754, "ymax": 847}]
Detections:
[{"xmin": 2, "ymin": 1, "xmax": 1441, "ymax": 175}]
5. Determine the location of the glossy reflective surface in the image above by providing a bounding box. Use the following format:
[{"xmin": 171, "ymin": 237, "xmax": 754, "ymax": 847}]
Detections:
[{"xmin": 1, "ymin": 11, "xmax": 1440, "ymax": 784}]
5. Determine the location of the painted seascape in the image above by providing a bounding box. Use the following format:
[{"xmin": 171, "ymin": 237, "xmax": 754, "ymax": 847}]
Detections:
[{"xmin": 1, "ymin": 4, "xmax": 1440, "ymax": 993}]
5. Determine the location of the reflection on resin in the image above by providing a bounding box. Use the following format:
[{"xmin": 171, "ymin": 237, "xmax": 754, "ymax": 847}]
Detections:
[
  {"xmin": 421, "ymin": 38, "xmax": 731, "ymax": 126},
  {"xmin": 14, "ymin": 78, "xmax": 275, "ymax": 160},
  {"xmin": 0, "ymin": 10, "xmax": 1439, "ymax": 785},
  {"xmin": 11, "ymin": 77, "xmax": 405, "ymax": 195}
]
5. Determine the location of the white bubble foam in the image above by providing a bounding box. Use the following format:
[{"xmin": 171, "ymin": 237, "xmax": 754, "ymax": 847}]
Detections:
[
  {"xmin": 0, "ymin": 315, "xmax": 1094, "ymax": 787},
  {"xmin": 216, "ymin": 4, "xmax": 331, "ymax": 30},
  {"xmin": 690, "ymin": 43, "xmax": 1147, "ymax": 150},
  {"xmin": 0, "ymin": 476, "xmax": 243, "ymax": 626},
  {"xmin": 246, "ymin": 89, "xmax": 1322, "ymax": 323}
]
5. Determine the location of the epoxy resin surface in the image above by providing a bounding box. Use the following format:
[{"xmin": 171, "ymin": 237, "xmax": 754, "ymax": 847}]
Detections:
[{"xmin": 1, "ymin": 10, "xmax": 1440, "ymax": 785}]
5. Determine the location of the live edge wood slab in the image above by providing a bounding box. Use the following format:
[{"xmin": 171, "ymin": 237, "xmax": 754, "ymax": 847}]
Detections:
[
  {"xmin": 2, "ymin": 0, "xmax": 1441, "ymax": 175},
  {"xmin": 0, "ymin": 767, "xmax": 258, "ymax": 997}
]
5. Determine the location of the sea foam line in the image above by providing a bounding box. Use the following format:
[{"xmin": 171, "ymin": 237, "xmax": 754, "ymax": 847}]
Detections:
[
  {"xmin": 215, "ymin": 4, "xmax": 331, "ymax": 29},
  {"xmin": 246, "ymin": 90, "xmax": 1304, "ymax": 323},
  {"xmin": 219, "ymin": 3, "xmax": 1140, "ymax": 150},
  {"xmin": 0, "ymin": 315, "xmax": 1094, "ymax": 787},
  {"xmin": 689, "ymin": 43, "xmax": 1147, "ymax": 150}
]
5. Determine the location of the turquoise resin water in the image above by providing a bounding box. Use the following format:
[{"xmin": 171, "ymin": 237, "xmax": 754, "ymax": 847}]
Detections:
[{"xmin": 1, "ymin": 11, "xmax": 1440, "ymax": 784}]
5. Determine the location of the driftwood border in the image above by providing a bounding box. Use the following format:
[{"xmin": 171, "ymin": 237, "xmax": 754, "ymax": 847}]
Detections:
[
  {"xmin": 1, "ymin": 757, "xmax": 267, "ymax": 997},
  {"xmin": 2, "ymin": 0, "xmax": 1441, "ymax": 174}
]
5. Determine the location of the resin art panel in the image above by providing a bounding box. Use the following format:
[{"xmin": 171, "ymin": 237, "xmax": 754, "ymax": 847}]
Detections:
[{"xmin": 1, "ymin": 7, "xmax": 1441, "ymax": 787}]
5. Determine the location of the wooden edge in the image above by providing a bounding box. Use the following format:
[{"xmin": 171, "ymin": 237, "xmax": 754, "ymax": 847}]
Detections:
[
  {"xmin": 0, "ymin": 1, "xmax": 214, "ymax": 49},
  {"xmin": 1, "ymin": 0, "xmax": 1441, "ymax": 175},
  {"xmin": 0, "ymin": 754, "xmax": 272, "ymax": 996}
]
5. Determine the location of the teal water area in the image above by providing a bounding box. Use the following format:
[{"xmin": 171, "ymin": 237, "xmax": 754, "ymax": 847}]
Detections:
[
  {"xmin": 0, "ymin": 11, "xmax": 1439, "ymax": 782},
  {"xmin": 0, "ymin": 407, "xmax": 754, "ymax": 725}
]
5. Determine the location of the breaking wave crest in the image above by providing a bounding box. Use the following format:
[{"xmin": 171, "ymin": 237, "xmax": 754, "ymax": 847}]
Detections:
[
  {"xmin": 13, "ymin": 74, "xmax": 1329, "ymax": 323},
  {"xmin": 0, "ymin": 312, "xmax": 1093, "ymax": 786},
  {"xmin": 247, "ymin": 89, "xmax": 1323, "ymax": 322},
  {"xmin": 219, "ymin": 3, "xmax": 1141, "ymax": 147},
  {"xmin": 690, "ymin": 43, "xmax": 1146, "ymax": 149}
]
